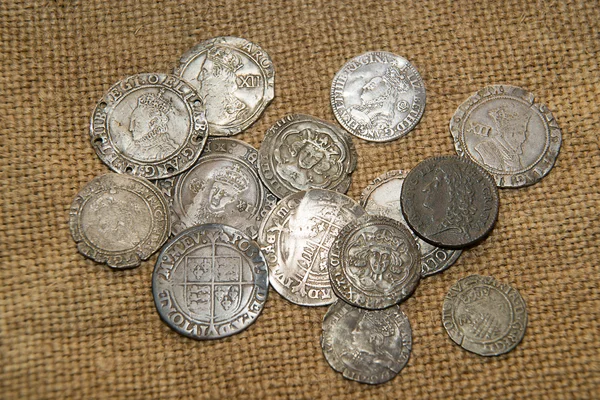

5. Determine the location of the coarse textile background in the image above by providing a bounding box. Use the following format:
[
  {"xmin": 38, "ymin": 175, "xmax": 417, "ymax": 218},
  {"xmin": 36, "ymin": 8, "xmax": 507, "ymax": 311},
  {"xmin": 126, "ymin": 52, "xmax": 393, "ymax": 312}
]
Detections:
[{"xmin": 1, "ymin": 1, "xmax": 599, "ymax": 399}]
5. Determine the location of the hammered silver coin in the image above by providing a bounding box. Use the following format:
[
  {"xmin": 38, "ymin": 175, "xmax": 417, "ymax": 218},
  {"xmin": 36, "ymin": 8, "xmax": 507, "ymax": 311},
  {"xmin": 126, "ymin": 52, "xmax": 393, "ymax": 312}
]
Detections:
[
  {"xmin": 442, "ymin": 274, "xmax": 528, "ymax": 356},
  {"xmin": 329, "ymin": 215, "xmax": 421, "ymax": 309},
  {"xmin": 153, "ymin": 224, "xmax": 269, "ymax": 339},
  {"xmin": 258, "ymin": 114, "xmax": 357, "ymax": 199},
  {"xmin": 330, "ymin": 51, "xmax": 426, "ymax": 142},
  {"xmin": 175, "ymin": 36, "xmax": 275, "ymax": 136},
  {"xmin": 90, "ymin": 73, "xmax": 209, "ymax": 180},
  {"xmin": 321, "ymin": 301, "xmax": 412, "ymax": 384},
  {"xmin": 258, "ymin": 189, "xmax": 366, "ymax": 306},
  {"xmin": 360, "ymin": 170, "xmax": 462, "ymax": 277},
  {"xmin": 450, "ymin": 85, "xmax": 561, "ymax": 188},
  {"xmin": 401, "ymin": 155, "xmax": 499, "ymax": 248},
  {"xmin": 69, "ymin": 173, "xmax": 171, "ymax": 269},
  {"xmin": 154, "ymin": 138, "xmax": 277, "ymax": 238}
]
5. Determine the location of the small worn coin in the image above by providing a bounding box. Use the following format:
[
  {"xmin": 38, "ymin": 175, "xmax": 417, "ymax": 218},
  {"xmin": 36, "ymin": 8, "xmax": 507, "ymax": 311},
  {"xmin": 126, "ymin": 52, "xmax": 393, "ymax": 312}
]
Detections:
[
  {"xmin": 69, "ymin": 173, "xmax": 171, "ymax": 269},
  {"xmin": 450, "ymin": 85, "xmax": 562, "ymax": 188},
  {"xmin": 321, "ymin": 301, "xmax": 412, "ymax": 384},
  {"xmin": 153, "ymin": 224, "xmax": 269, "ymax": 339},
  {"xmin": 330, "ymin": 51, "xmax": 426, "ymax": 142},
  {"xmin": 258, "ymin": 114, "xmax": 357, "ymax": 199},
  {"xmin": 258, "ymin": 189, "xmax": 366, "ymax": 306},
  {"xmin": 154, "ymin": 138, "xmax": 277, "ymax": 238},
  {"xmin": 442, "ymin": 274, "xmax": 527, "ymax": 356},
  {"xmin": 401, "ymin": 155, "xmax": 499, "ymax": 248},
  {"xmin": 329, "ymin": 215, "xmax": 421, "ymax": 309},
  {"xmin": 90, "ymin": 73, "xmax": 209, "ymax": 180},
  {"xmin": 360, "ymin": 170, "xmax": 462, "ymax": 277},
  {"xmin": 175, "ymin": 36, "xmax": 275, "ymax": 136}
]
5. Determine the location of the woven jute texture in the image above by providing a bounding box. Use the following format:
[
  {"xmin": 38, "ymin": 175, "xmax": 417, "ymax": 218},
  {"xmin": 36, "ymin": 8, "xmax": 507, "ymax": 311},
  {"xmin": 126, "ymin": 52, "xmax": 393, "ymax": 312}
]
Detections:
[{"xmin": 1, "ymin": 0, "xmax": 599, "ymax": 399}]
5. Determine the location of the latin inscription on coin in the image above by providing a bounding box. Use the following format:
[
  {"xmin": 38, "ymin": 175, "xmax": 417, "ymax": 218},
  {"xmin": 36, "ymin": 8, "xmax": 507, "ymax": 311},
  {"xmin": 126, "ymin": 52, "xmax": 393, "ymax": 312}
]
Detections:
[
  {"xmin": 442, "ymin": 275, "xmax": 527, "ymax": 356},
  {"xmin": 258, "ymin": 114, "xmax": 357, "ymax": 199},
  {"xmin": 450, "ymin": 85, "xmax": 562, "ymax": 187},
  {"xmin": 152, "ymin": 224, "xmax": 269, "ymax": 339},
  {"xmin": 331, "ymin": 51, "xmax": 426, "ymax": 142}
]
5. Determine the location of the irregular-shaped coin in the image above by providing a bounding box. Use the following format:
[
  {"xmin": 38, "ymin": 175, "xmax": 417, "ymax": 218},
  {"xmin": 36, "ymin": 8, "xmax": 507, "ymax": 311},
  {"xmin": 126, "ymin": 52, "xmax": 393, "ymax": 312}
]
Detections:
[
  {"xmin": 90, "ymin": 73, "xmax": 209, "ymax": 180},
  {"xmin": 321, "ymin": 301, "xmax": 412, "ymax": 384},
  {"xmin": 450, "ymin": 85, "xmax": 562, "ymax": 188},
  {"xmin": 330, "ymin": 51, "xmax": 426, "ymax": 142},
  {"xmin": 401, "ymin": 155, "xmax": 499, "ymax": 248},
  {"xmin": 360, "ymin": 170, "xmax": 462, "ymax": 277},
  {"xmin": 258, "ymin": 114, "xmax": 357, "ymax": 199},
  {"xmin": 442, "ymin": 274, "xmax": 527, "ymax": 356},
  {"xmin": 153, "ymin": 224, "xmax": 269, "ymax": 339},
  {"xmin": 175, "ymin": 36, "xmax": 275, "ymax": 136},
  {"xmin": 258, "ymin": 189, "xmax": 366, "ymax": 306},
  {"xmin": 69, "ymin": 173, "xmax": 171, "ymax": 269}
]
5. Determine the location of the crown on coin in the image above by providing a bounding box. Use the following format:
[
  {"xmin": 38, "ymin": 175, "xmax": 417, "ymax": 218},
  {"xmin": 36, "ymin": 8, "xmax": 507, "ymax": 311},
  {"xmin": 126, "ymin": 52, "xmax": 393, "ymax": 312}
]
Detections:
[
  {"xmin": 213, "ymin": 164, "xmax": 250, "ymax": 192},
  {"xmin": 360, "ymin": 312, "xmax": 396, "ymax": 337},
  {"xmin": 383, "ymin": 65, "xmax": 410, "ymax": 93},
  {"xmin": 302, "ymin": 129, "xmax": 340, "ymax": 157},
  {"xmin": 356, "ymin": 227, "xmax": 404, "ymax": 251},
  {"xmin": 207, "ymin": 46, "xmax": 243, "ymax": 73},
  {"xmin": 137, "ymin": 89, "xmax": 173, "ymax": 115}
]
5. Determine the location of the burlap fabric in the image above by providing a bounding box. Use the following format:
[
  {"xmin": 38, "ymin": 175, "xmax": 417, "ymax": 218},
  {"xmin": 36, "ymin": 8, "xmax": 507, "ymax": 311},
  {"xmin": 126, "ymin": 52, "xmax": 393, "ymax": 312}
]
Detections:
[{"xmin": 1, "ymin": 1, "xmax": 598, "ymax": 398}]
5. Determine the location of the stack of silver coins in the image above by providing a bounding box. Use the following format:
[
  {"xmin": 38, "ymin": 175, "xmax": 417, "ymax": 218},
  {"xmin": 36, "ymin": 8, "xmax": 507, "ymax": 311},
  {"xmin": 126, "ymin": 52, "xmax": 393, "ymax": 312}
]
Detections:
[{"xmin": 70, "ymin": 37, "xmax": 561, "ymax": 385}]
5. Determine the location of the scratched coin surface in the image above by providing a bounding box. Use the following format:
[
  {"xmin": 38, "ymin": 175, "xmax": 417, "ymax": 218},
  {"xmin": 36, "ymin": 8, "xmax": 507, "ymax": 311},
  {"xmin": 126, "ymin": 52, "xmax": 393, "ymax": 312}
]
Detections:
[
  {"xmin": 442, "ymin": 275, "xmax": 528, "ymax": 356},
  {"xmin": 258, "ymin": 114, "xmax": 357, "ymax": 199},
  {"xmin": 360, "ymin": 170, "xmax": 461, "ymax": 277},
  {"xmin": 258, "ymin": 189, "xmax": 366, "ymax": 306},
  {"xmin": 152, "ymin": 224, "xmax": 269, "ymax": 339},
  {"xmin": 90, "ymin": 73, "xmax": 209, "ymax": 180},
  {"xmin": 154, "ymin": 138, "xmax": 277, "ymax": 238},
  {"xmin": 175, "ymin": 36, "xmax": 275, "ymax": 136},
  {"xmin": 329, "ymin": 215, "xmax": 421, "ymax": 309},
  {"xmin": 401, "ymin": 155, "xmax": 499, "ymax": 248},
  {"xmin": 450, "ymin": 85, "xmax": 562, "ymax": 188},
  {"xmin": 321, "ymin": 301, "xmax": 412, "ymax": 384},
  {"xmin": 69, "ymin": 173, "xmax": 171, "ymax": 269},
  {"xmin": 330, "ymin": 51, "xmax": 426, "ymax": 142}
]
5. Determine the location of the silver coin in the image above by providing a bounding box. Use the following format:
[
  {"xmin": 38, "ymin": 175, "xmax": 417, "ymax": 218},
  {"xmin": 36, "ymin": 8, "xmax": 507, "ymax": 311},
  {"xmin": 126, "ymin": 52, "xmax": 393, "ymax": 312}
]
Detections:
[
  {"xmin": 442, "ymin": 274, "xmax": 527, "ymax": 356},
  {"xmin": 69, "ymin": 173, "xmax": 171, "ymax": 269},
  {"xmin": 257, "ymin": 189, "xmax": 366, "ymax": 306},
  {"xmin": 359, "ymin": 170, "xmax": 462, "ymax": 277},
  {"xmin": 450, "ymin": 85, "xmax": 562, "ymax": 188},
  {"xmin": 154, "ymin": 138, "xmax": 277, "ymax": 238},
  {"xmin": 321, "ymin": 301, "xmax": 412, "ymax": 384},
  {"xmin": 90, "ymin": 73, "xmax": 209, "ymax": 180},
  {"xmin": 153, "ymin": 224, "xmax": 269, "ymax": 339},
  {"xmin": 258, "ymin": 114, "xmax": 357, "ymax": 199},
  {"xmin": 330, "ymin": 51, "xmax": 426, "ymax": 142},
  {"xmin": 401, "ymin": 155, "xmax": 499, "ymax": 248},
  {"xmin": 175, "ymin": 36, "xmax": 275, "ymax": 136},
  {"xmin": 329, "ymin": 215, "xmax": 421, "ymax": 309}
]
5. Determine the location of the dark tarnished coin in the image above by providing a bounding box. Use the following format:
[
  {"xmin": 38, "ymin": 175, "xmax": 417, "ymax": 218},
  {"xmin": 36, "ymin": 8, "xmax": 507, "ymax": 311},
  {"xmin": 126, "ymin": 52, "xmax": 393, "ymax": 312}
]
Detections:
[
  {"xmin": 175, "ymin": 36, "xmax": 275, "ymax": 136},
  {"xmin": 258, "ymin": 114, "xmax": 357, "ymax": 199},
  {"xmin": 442, "ymin": 275, "xmax": 527, "ymax": 356},
  {"xmin": 330, "ymin": 51, "xmax": 426, "ymax": 142},
  {"xmin": 90, "ymin": 73, "xmax": 209, "ymax": 180},
  {"xmin": 329, "ymin": 215, "xmax": 421, "ymax": 309},
  {"xmin": 258, "ymin": 189, "xmax": 366, "ymax": 306},
  {"xmin": 360, "ymin": 170, "xmax": 462, "ymax": 277},
  {"xmin": 154, "ymin": 138, "xmax": 277, "ymax": 238},
  {"xmin": 401, "ymin": 155, "xmax": 499, "ymax": 248},
  {"xmin": 69, "ymin": 173, "xmax": 171, "ymax": 269},
  {"xmin": 450, "ymin": 85, "xmax": 562, "ymax": 188},
  {"xmin": 321, "ymin": 301, "xmax": 412, "ymax": 384},
  {"xmin": 152, "ymin": 224, "xmax": 269, "ymax": 339}
]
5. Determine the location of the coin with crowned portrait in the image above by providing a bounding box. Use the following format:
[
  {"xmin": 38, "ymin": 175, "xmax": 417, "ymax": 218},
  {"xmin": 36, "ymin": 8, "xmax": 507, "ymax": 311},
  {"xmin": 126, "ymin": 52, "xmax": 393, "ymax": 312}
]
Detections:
[
  {"xmin": 450, "ymin": 85, "xmax": 562, "ymax": 188},
  {"xmin": 321, "ymin": 301, "xmax": 412, "ymax": 384},
  {"xmin": 69, "ymin": 173, "xmax": 171, "ymax": 269},
  {"xmin": 330, "ymin": 51, "xmax": 426, "ymax": 142},
  {"xmin": 152, "ymin": 224, "xmax": 269, "ymax": 339},
  {"xmin": 258, "ymin": 114, "xmax": 357, "ymax": 199},
  {"xmin": 175, "ymin": 36, "xmax": 275, "ymax": 136},
  {"xmin": 258, "ymin": 189, "xmax": 366, "ymax": 306},
  {"xmin": 442, "ymin": 274, "xmax": 528, "ymax": 356}
]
